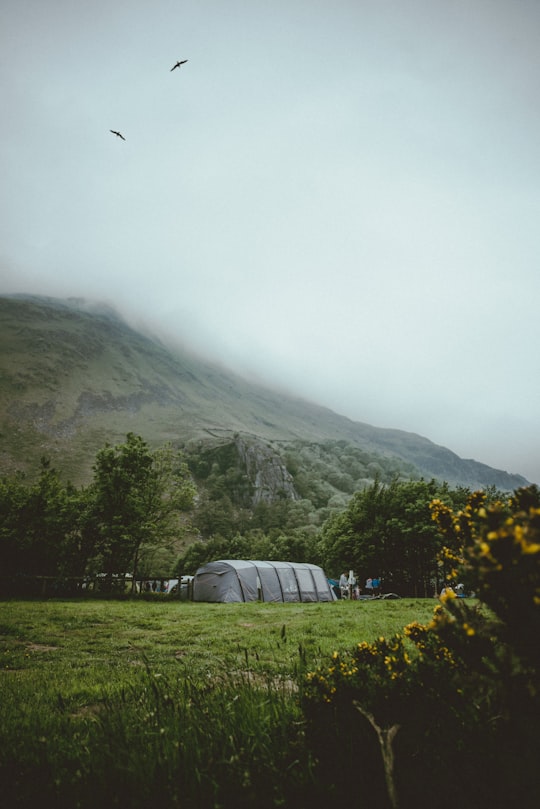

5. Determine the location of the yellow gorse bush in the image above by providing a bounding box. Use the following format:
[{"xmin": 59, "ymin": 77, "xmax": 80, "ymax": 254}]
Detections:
[
  {"xmin": 431, "ymin": 485, "xmax": 540, "ymax": 665},
  {"xmin": 302, "ymin": 485, "xmax": 540, "ymax": 808},
  {"xmin": 305, "ymin": 485, "xmax": 540, "ymax": 711}
]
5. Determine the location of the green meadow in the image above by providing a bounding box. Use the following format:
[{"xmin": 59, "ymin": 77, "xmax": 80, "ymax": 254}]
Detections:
[{"xmin": 0, "ymin": 598, "xmax": 436, "ymax": 808}]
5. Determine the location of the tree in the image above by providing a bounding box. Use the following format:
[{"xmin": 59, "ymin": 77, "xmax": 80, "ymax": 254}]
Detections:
[
  {"xmin": 0, "ymin": 471, "xmax": 32, "ymax": 577},
  {"xmin": 88, "ymin": 434, "xmax": 195, "ymax": 588},
  {"xmin": 0, "ymin": 460, "xmax": 85, "ymax": 589},
  {"xmin": 318, "ymin": 477, "xmax": 469, "ymax": 595}
]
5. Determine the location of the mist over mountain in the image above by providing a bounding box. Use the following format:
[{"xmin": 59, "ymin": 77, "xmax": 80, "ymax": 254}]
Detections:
[{"xmin": 0, "ymin": 293, "xmax": 529, "ymax": 493}]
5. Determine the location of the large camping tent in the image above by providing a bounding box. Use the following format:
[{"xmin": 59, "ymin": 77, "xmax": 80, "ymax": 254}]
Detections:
[{"xmin": 192, "ymin": 560, "xmax": 336, "ymax": 603}]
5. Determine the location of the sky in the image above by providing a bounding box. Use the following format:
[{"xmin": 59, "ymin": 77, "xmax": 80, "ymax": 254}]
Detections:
[{"xmin": 1, "ymin": 0, "xmax": 539, "ymax": 483}]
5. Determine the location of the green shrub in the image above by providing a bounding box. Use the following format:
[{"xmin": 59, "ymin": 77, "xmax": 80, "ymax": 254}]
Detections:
[{"xmin": 301, "ymin": 486, "xmax": 540, "ymax": 809}]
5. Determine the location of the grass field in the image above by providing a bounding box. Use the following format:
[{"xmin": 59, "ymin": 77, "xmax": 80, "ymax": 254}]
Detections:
[
  {"xmin": 0, "ymin": 597, "xmax": 438, "ymax": 808},
  {"xmin": 0, "ymin": 597, "xmax": 437, "ymax": 681}
]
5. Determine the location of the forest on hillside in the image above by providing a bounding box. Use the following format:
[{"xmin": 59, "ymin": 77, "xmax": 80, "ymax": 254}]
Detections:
[{"xmin": 0, "ymin": 432, "xmax": 516, "ymax": 598}]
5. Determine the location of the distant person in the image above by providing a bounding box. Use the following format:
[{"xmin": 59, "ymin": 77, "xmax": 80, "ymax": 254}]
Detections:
[
  {"xmin": 348, "ymin": 570, "xmax": 357, "ymax": 600},
  {"xmin": 351, "ymin": 573, "xmax": 360, "ymax": 599},
  {"xmin": 339, "ymin": 571, "xmax": 349, "ymax": 599},
  {"xmin": 372, "ymin": 576, "xmax": 380, "ymax": 596},
  {"xmin": 365, "ymin": 577, "xmax": 373, "ymax": 597}
]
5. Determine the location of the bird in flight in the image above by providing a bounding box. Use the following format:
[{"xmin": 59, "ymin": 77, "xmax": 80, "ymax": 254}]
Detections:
[
  {"xmin": 110, "ymin": 130, "xmax": 126, "ymax": 140},
  {"xmin": 170, "ymin": 59, "xmax": 188, "ymax": 71}
]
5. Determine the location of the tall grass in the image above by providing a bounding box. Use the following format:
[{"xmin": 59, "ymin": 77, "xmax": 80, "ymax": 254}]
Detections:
[{"xmin": 0, "ymin": 598, "xmax": 437, "ymax": 807}]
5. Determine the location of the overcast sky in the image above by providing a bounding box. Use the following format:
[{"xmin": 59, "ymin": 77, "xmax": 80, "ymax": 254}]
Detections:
[{"xmin": 1, "ymin": 0, "xmax": 539, "ymax": 483}]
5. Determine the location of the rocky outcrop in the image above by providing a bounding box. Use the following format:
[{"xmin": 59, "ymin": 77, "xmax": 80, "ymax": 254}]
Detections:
[{"xmin": 234, "ymin": 436, "xmax": 299, "ymax": 505}]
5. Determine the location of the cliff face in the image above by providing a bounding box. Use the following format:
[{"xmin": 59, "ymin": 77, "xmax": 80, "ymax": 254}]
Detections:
[{"xmin": 234, "ymin": 436, "xmax": 299, "ymax": 505}]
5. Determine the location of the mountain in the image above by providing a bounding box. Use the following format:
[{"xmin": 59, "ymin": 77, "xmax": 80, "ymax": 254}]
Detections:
[{"xmin": 0, "ymin": 293, "xmax": 529, "ymax": 492}]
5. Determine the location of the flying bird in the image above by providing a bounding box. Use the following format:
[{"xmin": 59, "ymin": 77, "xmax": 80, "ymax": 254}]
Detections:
[
  {"xmin": 170, "ymin": 59, "xmax": 188, "ymax": 71},
  {"xmin": 110, "ymin": 130, "xmax": 126, "ymax": 140}
]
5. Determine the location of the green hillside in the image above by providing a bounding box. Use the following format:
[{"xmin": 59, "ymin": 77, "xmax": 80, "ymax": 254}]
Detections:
[{"xmin": 0, "ymin": 293, "xmax": 529, "ymax": 492}]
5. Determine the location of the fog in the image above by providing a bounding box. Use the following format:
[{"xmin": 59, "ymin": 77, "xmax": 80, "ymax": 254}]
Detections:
[{"xmin": 2, "ymin": 0, "xmax": 539, "ymax": 483}]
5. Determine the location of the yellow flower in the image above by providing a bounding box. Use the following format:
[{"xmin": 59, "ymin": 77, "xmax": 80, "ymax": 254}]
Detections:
[{"xmin": 520, "ymin": 540, "xmax": 540, "ymax": 554}]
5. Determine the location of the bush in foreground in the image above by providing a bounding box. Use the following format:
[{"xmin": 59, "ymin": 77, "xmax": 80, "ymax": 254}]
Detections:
[{"xmin": 301, "ymin": 486, "xmax": 540, "ymax": 809}]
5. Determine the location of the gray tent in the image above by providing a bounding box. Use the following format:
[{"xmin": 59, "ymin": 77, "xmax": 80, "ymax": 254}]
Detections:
[{"xmin": 192, "ymin": 560, "xmax": 336, "ymax": 603}]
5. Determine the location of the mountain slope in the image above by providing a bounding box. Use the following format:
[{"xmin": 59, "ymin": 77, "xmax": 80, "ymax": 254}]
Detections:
[{"xmin": 0, "ymin": 294, "xmax": 529, "ymax": 490}]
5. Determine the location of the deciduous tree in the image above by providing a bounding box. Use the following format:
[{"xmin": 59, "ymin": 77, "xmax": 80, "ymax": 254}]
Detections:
[{"xmin": 88, "ymin": 434, "xmax": 195, "ymax": 588}]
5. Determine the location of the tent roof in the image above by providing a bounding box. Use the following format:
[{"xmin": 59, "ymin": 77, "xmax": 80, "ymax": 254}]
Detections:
[{"xmin": 198, "ymin": 560, "xmax": 324, "ymax": 571}]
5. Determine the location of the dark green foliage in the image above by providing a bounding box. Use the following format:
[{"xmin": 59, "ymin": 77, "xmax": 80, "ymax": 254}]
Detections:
[
  {"xmin": 282, "ymin": 439, "xmax": 418, "ymax": 502},
  {"xmin": 302, "ymin": 486, "xmax": 540, "ymax": 808},
  {"xmin": 84, "ymin": 435, "xmax": 196, "ymax": 584},
  {"xmin": 0, "ymin": 460, "xmax": 84, "ymax": 579},
  {"xmin": 176, "ymin": 531, "xmax": 315, "ymax": 575},
  {"xmin": 318, "ymin": 478, "xmax": 471, "ymax": 594},
  {"xmin": 0, "ymin": 435, "xmax": 195, "ymax": 590},
  {"xmin": 183, "ymin": 437, "xmax": 423, "ymax": 546}
]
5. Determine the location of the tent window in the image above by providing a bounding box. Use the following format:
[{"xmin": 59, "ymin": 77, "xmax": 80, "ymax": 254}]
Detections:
[
  {"xmin": 294, "ymin": 567, "xmax": 317, "ymax": 601},
  {"xmin": 276, "ymin": 567, "xmax": 300, "ymax": 601},
  {"xmin": 257, "ymin": 566, "xmax": 283, "ymax": 602},
  {"xmin": 311, "ymin": 567, "xmax": 333, "ymax": 600}
]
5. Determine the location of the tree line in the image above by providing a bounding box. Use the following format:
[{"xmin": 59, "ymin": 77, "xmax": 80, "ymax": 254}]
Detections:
[
  {"xmin": 0, "ymin": 433, "xmax": 195, "ymax": 593},
  {"xmin": 0, "ymin": 432, "xmax": 511, "ymax": 596}
]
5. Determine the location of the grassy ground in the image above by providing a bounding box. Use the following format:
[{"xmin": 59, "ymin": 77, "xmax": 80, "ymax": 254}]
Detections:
[
  {"xmin": 0, "ymin": 598, "xmax": 439, "ymax": 808},
  {"xmin": 0, "ymin": 597, "xmax": 437, "ymax": 680}
]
